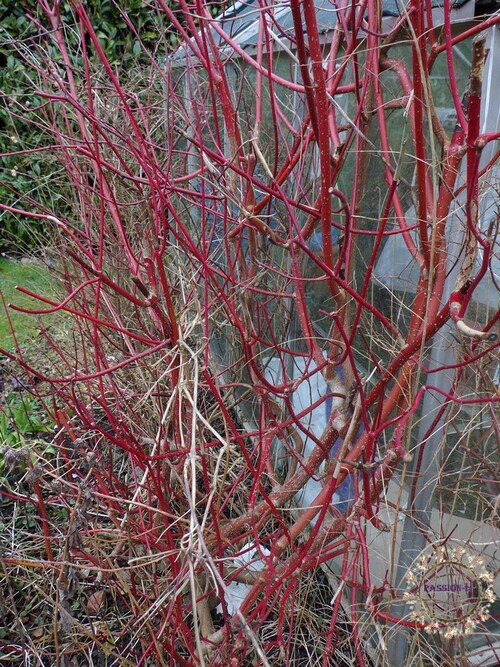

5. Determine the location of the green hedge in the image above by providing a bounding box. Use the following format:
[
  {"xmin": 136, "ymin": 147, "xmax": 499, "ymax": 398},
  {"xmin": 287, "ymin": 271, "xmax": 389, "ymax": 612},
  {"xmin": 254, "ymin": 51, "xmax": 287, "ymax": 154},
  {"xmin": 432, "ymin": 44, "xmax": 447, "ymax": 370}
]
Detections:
[{"xmin": 0, "ymin": 0, "xmax": 175, "ymax": 251}]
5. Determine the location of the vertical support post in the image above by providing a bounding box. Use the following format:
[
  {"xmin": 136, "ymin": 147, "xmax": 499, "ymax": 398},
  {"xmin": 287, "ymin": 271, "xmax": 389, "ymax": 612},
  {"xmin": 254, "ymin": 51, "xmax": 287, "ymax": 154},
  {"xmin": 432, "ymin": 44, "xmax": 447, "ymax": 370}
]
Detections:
[
  {"xmin": 388, "ymin": 324, "xmax": 456, "ymax": 665},
  {"xmin": 388, "ymin": 25, "xmax": 499, "ymax": 665}
]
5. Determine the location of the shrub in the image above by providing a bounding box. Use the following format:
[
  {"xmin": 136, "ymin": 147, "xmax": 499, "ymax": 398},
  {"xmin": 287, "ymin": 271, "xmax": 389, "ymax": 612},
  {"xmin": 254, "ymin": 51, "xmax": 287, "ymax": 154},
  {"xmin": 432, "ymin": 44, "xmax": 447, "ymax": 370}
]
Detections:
[{"xmin": 1, "ymin": 1, "xmax": 499, "ymax": 665}]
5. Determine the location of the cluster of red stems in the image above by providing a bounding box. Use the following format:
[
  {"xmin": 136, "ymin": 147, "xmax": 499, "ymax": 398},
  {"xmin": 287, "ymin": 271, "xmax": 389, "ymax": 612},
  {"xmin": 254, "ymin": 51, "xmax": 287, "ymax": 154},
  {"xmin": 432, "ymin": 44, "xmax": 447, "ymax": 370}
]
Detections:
[{"xmin": 1, "ymin": 0, "xmax": 499, "ymax": 665}]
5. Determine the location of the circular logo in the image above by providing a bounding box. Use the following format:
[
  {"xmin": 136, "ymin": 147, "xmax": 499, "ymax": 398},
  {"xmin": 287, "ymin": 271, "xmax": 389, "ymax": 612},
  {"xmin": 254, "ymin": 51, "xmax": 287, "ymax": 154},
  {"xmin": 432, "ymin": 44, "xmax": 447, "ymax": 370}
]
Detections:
[{"xmin": 403, "ymin": 545, "xmax": 496, "ymax": 638}]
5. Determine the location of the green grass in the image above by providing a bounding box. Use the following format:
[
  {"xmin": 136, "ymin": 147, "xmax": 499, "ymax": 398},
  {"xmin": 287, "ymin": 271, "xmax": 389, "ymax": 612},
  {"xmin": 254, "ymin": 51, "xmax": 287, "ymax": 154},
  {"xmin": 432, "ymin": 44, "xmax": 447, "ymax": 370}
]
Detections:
[{"xmin": 0, "ymin": 257, "xmax": 59, "ymax": 351}]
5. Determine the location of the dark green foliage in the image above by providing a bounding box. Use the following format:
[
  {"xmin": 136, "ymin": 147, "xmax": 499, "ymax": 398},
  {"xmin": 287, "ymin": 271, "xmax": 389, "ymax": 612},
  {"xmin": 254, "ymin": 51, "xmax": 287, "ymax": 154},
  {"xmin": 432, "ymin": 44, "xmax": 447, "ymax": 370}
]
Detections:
[
  {"xmin": 0, "ymin": 0, "xmax": 171, "ymax": 251},
  {"xmin": 1, "ymin": 2, "xmax": 42, "ymax": 250},
  {"xmin": 0, "ymin": 0, "xmax": 229, "ymax": 251},
  {"xmin": 0, "ymin": 390, "xmax": 56, "ymax": 481}
]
